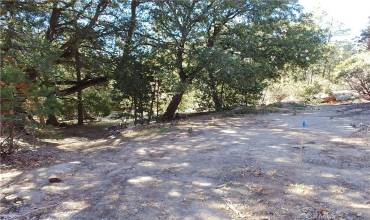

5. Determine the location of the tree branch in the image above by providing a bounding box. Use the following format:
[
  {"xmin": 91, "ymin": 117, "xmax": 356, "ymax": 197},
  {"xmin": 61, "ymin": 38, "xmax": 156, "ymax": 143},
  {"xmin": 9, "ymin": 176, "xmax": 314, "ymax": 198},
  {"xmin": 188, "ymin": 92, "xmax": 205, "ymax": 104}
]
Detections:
[{"xmin": 58, "ymin": 76, "xmax": 108, "ymax": 96}]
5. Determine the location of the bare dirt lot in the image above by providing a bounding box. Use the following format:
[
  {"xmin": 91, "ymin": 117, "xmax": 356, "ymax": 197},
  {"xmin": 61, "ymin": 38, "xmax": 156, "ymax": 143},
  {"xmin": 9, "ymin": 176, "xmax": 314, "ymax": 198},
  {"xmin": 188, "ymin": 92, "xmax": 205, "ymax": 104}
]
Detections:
[{"xmin": 1, "ymin": 103, "xmax": 370, "ymax": 220}]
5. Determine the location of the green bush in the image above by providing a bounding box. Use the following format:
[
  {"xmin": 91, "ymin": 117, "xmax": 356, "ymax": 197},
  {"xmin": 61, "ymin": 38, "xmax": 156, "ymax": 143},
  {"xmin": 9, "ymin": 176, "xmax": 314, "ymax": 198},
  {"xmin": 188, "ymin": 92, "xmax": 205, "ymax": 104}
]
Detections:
[
  {"xmin": 299, "ymin": 81, "xmax": 322, "ymax": 102},
  {"xmin": 337, "ymin": 52, "xmax": 370, "ymax": 100}
]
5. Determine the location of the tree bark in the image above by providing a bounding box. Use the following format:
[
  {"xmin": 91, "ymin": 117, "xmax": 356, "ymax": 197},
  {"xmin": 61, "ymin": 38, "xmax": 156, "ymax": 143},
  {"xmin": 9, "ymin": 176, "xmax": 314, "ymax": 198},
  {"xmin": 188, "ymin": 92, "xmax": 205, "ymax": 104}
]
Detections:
[
  {"xmin": 124, "ymin": 0, "xmax": 139, "ymax": 52},
  {"xmin": 206, "ymin": 26, "xmax": 221, "ymax": 111},
  {"xmin": 208, "ymin": 72, "xmax": 222, "ymax": 111},
  {"xmin": 212, "ymin": 92, "xmax": 222, "ymax": 111},
  {"xmin": 156, "ymin": 80, "xmax": 160, "ymax": 120},
  {"xmin": 77, "ymin": 91, "xmax": 83, "ymax": 125},
  {"xmin": 162, "ymin": 34, "xmax": 188, "ymax": 120},
  {"xmin": 148, "ymin": 90, "xmax": 155, "ymax": 123},
  {"xmin": 59, "ymin": 76, "xmax": 107, "ymax": 96},
  {"xmin": 74, "ymin": 48, "xmax": 83, "ymax": 125},
  {"xmin": 45, "ymin": 3, "xmax": 61, "ymax": 42},
  {"xmin": 205, "ymin": 13, "xmax": 238, "ymax": 111},
  {"xmin": 117, "ymin": 0, "xmax": 139, "ymax": 66},
  {"xmin": 59, "ymin": 0, "xmax": 109, "ymax": 60},
  {"xmin": 46, "ymin": 114, "xmax": 59, "ymax": 126},
  {"xmin": 162, "ymin": 92, "xmax": 184, "ymax": 121}
]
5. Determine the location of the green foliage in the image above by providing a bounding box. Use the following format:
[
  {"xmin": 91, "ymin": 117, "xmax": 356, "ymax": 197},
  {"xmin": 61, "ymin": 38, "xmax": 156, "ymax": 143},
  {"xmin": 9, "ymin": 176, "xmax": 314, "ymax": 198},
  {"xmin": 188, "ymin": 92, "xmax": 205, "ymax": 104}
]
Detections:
[
  {"xmin": 0, "ymin": 0, "xmax": 327, "ymax": 123},
  {"xmin": 337, "ymin": 52, "xmax": 370, "ymax": 100},
  {"xmin": 264, "ymin": 75, "xmax": 336, "ymax": 104},
  {"xmin": 0, "ymin": 3, "xmax": 62, "ymax": 155},
  {"xmin": 360, "ymin": 18, "xmax": 370, "ymax": 50},
  {"xmin": 83, "ymin": 88, "xmax": 114, "ymax": 117},
  {"xmin": 115, "ymin": 53, "xmax": 159, "ymax": 123},
  {"xmin": 0, "ymin": 0, "xmax": 339, "ymax": 156},
  {"xmin": 299, "ymin": 81, "xmax": 323, "ymax": 103},
  {"xmin": 1, "ymin": 66, "xmax": 25, "ymax": 83},
  {"xmin": 149, "ymin": 0, "xmax": 325, "ymax": 114},
  {"xmin": 192, "ymin": 1, "xmax": 325, "ymax": 110}
]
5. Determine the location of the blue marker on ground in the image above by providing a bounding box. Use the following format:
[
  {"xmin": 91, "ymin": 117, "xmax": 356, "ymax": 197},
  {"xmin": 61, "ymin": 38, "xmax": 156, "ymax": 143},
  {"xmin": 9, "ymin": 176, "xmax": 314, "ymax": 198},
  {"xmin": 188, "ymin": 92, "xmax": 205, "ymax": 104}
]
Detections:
[{"xmin": 302, "ymin": 120, "xmax": 307, "ymax": 128}]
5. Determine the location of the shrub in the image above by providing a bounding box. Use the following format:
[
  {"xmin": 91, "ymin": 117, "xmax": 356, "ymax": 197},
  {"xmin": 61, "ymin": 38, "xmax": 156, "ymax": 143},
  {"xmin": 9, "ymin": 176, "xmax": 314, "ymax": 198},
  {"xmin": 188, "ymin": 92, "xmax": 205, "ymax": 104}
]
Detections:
[
  {"xmin": 299, "ymin": 81, "xmax": 323, "ymax": 102},
  {"xmin": 337, "ymin": 52, "xmax": 370, "ymax": 100}
]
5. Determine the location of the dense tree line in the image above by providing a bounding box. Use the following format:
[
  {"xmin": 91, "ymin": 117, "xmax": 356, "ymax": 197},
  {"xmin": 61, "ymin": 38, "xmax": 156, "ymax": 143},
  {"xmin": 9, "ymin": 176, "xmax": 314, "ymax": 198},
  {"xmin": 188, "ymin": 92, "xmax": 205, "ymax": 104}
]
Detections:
[{"xmin": 1, "ymin": 0, "xmax": 326, "ymax": 155}]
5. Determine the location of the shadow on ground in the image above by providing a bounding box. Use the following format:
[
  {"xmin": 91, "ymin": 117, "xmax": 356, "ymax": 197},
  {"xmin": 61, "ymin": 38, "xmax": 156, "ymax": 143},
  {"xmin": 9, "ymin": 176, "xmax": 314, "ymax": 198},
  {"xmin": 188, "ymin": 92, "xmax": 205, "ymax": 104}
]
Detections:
[{"xmin": 1, "ymin": 103, "xmax": 369, "ymax": 219}]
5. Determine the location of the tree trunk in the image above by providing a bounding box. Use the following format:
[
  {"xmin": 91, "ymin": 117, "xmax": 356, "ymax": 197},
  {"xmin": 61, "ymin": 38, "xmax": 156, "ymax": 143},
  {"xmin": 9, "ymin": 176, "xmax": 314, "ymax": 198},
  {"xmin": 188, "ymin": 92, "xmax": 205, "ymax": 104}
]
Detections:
[
  {"xmin": 75, "ymin": 48, "xmax": 83, "ymax": 125},
  {"xmin": 206, "ymin": 22, "xmax": 228, "ymax": 112},
  {"xmin": 139, "ymin": 100, "xmax": 144, "ymax": 124},
  {"xmin": 148, "ymin": 90, "xmax": 155, "ymax": 123},
  {"xmin": 162, "ymin": 27, "xmax": 189, "ymax": 121},
  {"xmin": 123, "ymin": 0, "xmax": 139, "ymax": 52},
  {"xmin": 220, "ymin": 82, "xmax": 224, "ymax": 107},
  {"xmin": 156, "ymin": 80, "xmax": 160, "ymax": 120},
  {"xmin": 46, "ymin": 114, "xmax": 59, "ymax": 126},
  {"xmin": 210, "ymin": 83, "xmax": 222, "ymax": 111},
  {"xmin": 77, "ymin": 91, "xmax": 83, "ymax": 125},
  {"xmin": 39, "ymin": 115, "xmax": 46, "ymax": 128},
  {"xmin": 211, "ymin": 89, "xmax": 222, "ymax": 111},
  {"xmin": 208, "ymin": 72, "xmax": 222, "ymax": 111},
  {"xmin": 133, "ymin": 97, "xmax": 137, "ymax": 124},
  {"xmin": 162, "ymin": 92, "xmax": 184, "ymax": 121}
]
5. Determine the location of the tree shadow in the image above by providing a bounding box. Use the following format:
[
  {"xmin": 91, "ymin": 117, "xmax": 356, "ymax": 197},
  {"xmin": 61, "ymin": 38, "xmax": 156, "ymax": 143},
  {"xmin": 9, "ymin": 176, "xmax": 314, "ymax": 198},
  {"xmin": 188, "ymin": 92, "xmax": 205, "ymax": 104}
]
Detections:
[{"xmin": 1, "ymin": 104, "xmax": 369, "ymax": 219}]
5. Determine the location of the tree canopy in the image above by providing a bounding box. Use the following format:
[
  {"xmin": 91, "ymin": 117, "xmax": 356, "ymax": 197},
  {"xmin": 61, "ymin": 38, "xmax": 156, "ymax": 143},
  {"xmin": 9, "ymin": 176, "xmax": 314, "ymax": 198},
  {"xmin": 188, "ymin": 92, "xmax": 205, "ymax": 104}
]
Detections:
[{"xmin": 0, "ymin": 0, "xmax": 328, "ymax": 155}]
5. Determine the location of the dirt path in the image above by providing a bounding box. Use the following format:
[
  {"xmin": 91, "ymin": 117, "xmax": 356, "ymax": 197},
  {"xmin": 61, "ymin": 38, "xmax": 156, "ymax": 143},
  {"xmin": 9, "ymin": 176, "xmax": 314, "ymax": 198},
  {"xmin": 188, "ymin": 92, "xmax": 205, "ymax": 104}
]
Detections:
[{"xmin": 1, "ymin": 104, "xmax": 370, "ymax": 219}]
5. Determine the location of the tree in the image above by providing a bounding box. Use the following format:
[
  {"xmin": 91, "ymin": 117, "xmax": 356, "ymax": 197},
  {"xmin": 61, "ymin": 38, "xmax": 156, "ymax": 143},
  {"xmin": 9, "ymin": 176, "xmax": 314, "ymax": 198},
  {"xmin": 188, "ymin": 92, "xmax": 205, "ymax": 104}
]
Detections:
[
  {"xmin": 0, "ymin": 0, "xmax": 122, "ymax": 125},
  {"xmin": 0, "ymin": 0, "xmax": 331, "ymax": 158},
  {"xmin": 337, "ymin": 52, "xmax": 370, "ymax": 100},
  {"xmin": 360, "ymin": 18, "xmax": 370, "ymax": 50},
  {"xmin": 151, "ymin": 0, "xmax": 212, "ymax": 120},
  {"xmin": 152, "ymin": 0, "xmax": 324, "ymax": 116}
]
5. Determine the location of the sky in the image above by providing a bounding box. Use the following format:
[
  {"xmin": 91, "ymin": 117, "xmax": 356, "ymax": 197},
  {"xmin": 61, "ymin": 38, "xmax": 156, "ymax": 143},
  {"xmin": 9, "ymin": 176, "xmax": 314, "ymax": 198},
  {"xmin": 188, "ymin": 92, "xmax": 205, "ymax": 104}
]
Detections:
[{"xmin": 299, "ymin": 0, "xmax": 370, "ymax": 41}]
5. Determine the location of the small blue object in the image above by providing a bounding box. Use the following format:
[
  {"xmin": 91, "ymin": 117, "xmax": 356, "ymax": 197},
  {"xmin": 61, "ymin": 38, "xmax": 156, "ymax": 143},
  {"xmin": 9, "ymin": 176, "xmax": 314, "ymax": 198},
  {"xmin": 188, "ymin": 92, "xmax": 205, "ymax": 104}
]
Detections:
[{"xmin": 302, "ymin": 120, "xmax": 307, "ymax": 128}]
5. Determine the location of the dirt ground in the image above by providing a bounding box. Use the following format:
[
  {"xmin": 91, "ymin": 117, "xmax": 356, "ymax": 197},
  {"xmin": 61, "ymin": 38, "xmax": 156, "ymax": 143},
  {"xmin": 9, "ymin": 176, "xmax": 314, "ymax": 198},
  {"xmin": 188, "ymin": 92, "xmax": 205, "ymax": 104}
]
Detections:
[{"xmin": 1, "ymin": 103, "xmax": 370, "ymax": 220}]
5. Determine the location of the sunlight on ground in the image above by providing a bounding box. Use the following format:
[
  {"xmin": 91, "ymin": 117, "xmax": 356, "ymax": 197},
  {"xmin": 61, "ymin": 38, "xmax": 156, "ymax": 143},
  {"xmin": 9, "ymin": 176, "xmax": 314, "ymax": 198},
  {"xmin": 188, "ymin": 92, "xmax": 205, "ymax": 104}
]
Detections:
[
  {"xmin": 221, "ymin": 129, "xmax": 237, "ymax": 134},
  {"xmin": 137, "ymin": 161, "xmax": 156, "ymax": 167},
  {"xmin": 135, "ymin": 148, "xmax": 147, "ymax": 155},
  {"xmin": 61, "ymin": 200, "xmax": 89, "ymax": 210},
  {"xmin": 42, "ymin": 184, "xmax": 71, "ymax": 193},
  {"xmin": 168, "ymin": 190, "xmax": 182, "ymax": 197},
  {"xmin": 0, "ymin": 170, "xmax": 22, "ymax": 181},
  {"xmin": 2, "ymin": 104, "xmax": 370, "ymax": 219},
  {"xmin": 48, "ymin": 200, "xmax": 89, "ymax": 219},
  {"xmin": 330, "ymin": 137, "xmax": 369, "ymax": 145},
  {"xmin": 274, "ymin": 157, "xmax": 292, "ymax": 163},
  {"xmin": 287, "ymin": 183, "xmax": 315, "ymax": 196},
  {"xmin": 320, "ymin": 172, "xmax": 336, "ymax": 178},
  {"xmin": 192, "ymin": 180, "xmax": 213, "ymax": 187},
  {"xmin": 127, "ymin": 176, "xmax": 157, "ymax": 185}
]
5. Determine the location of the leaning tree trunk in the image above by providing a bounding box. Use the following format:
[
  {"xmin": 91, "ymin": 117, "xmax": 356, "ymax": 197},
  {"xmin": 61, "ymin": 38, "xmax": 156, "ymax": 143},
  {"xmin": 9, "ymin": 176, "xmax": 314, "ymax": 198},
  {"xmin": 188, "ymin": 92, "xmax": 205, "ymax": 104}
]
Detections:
[
  {"xmin": 162, "ymin": 32, "xmax": 189, "ymax": 121},
  {"xmin": 162, "ymin": 92, "xmax": 184, "ymax": 121}
]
